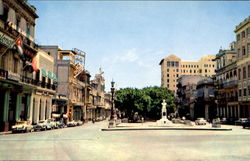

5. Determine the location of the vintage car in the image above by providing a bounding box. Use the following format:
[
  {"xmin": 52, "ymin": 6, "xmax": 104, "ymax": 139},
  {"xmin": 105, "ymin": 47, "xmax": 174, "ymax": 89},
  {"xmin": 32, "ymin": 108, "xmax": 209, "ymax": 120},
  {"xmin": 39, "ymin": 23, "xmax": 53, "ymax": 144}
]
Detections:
[
  {"xmin": 12, "ymin": 121, "xmax": 34, "ymax": 133},
  {"xmin": 56, "ymin": 121, "xmax": 66, "ymax": 128},
  {"xmin": 67, "ymin": 121, "xmax": 77, "ymax": 127},
  {"xmin": 47, "ymin": 118, "xmax": 57, "ymax": 129},
  {"xmin": 235, "ymin": 118, "xmax": 248, "ymax": 125},
  {"xmin": 34, "ymin": 120, "xmax": 53, "ymax": 131},
  {"xmin": 241, "ymin": 118, "xmax": 250, "ymax": 129},
  {"xmin": 195, "ymin": 118, "xmax": 207, "ymax": 125}
]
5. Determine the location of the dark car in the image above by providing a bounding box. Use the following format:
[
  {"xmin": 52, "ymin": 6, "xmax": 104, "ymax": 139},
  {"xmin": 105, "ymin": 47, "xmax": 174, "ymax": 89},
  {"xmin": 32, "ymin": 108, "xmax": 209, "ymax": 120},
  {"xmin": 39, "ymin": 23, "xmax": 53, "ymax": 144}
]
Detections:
[
  {"xmin": 242, "ymin": 119, "xmax": 250, "ymax": 129},
  {"xmin": 56, "ymin": 121, "xmax": 66, "ymax": 128}
]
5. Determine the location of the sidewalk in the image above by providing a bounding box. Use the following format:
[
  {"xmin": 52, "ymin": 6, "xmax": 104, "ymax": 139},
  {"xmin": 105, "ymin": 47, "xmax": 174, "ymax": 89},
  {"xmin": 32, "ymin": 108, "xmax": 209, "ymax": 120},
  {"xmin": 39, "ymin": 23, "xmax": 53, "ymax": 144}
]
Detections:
[
  {"xmin": 0, "ymin": 131, "xmax": 12, "ymax": 135},
  {"xmin": 102, "ymin": 121, "xmax": 233, "ymax": 131}
]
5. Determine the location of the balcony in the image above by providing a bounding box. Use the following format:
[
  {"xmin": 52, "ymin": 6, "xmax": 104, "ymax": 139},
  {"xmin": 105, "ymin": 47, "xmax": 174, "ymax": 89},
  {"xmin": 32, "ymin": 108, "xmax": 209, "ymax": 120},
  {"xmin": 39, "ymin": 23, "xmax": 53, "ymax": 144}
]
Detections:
[
  {"xmin": 0, "ymin": 69, "xmax": 8, "ymax": 78},
  {"xmin": 223, "ymin": 80, "xmax": 238, "ymax": 88}
]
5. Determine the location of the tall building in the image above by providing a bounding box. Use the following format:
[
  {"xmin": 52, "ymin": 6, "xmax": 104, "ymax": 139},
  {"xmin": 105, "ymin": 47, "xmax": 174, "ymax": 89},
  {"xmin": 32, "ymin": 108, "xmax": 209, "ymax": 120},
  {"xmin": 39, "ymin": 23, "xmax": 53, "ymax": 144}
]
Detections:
[
  {"xmin": 159, "ymin": 55, "xmax": 216, "ymax": 93},
  {"xmin": 235, "ymin": 16, "xmax": 250, "ymax": 117},
  {"xmin": 0, "ymin": 0, "xmax": 39, "ymax": 131},
  {"xmin": 214, "ymin": 47, "xmax": 238, "ymax": 121}
]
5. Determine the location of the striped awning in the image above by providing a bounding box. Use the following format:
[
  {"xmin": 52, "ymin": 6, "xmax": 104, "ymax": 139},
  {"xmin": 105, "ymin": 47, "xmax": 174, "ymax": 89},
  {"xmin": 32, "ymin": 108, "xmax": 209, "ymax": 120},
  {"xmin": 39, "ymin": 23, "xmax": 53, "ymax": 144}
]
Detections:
[
  {"xmin": 47, "ymin": 71, "xmax": 52, "ymax": 79},
  {"xmin": 41, "ymin": 69, "xmax": 47, "ymax": 77}
]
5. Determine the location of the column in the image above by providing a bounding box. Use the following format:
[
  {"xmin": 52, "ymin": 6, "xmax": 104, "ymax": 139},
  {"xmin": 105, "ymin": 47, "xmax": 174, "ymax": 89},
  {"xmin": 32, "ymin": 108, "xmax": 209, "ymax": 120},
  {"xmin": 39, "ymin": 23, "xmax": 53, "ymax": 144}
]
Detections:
[
  {"xmin": 41, "ymin": 99, "xmax": 45, "ymax": 120},
  {"xmin": 26, "ymin": 95, "xmax": 31, "ymax": 120},
  {"xmin": 3, "ymin": 90, "xmax": 10, "ymax": 122},
  {"xmin": 205, "ymin": 104, "xmax": 209, "ymax": 120},
  {"xmin": 15, "ymin": 94, "xmax": 21, "ymax": 121},
  {"xmin": 35, "ymin": 98, "xmax": 40, "ymax": 123},
  {"xmin": 47, "ymin": 98, "xmax": 51, "ymax": 119}
]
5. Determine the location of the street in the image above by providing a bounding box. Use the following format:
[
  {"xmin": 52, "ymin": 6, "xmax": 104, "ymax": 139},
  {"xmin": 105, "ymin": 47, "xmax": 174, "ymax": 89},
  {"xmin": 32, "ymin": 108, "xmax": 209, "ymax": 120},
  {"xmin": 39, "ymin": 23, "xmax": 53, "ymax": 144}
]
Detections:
[{"xmin": 0, "ymin": 121, "xmax": 250, "ymax": 161}]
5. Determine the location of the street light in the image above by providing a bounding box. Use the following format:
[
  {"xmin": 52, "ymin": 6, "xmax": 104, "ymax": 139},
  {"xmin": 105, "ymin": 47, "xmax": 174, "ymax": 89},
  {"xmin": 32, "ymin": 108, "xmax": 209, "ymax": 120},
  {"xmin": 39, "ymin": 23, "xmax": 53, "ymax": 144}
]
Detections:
[{"xmin": 109, "ymin": 80, "xmax": 116, "ymax": 128}]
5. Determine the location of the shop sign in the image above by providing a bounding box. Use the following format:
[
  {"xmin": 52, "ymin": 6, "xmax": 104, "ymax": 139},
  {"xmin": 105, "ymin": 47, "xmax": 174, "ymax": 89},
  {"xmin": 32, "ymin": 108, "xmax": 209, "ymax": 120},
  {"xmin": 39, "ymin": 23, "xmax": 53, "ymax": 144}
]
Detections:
[
  {"xmin": 0, "ymin": 31, "xmax": 14, "ymax": 48},
  {"xmin": 7, "ymin": 72, "xmax": 20, "ymax": 82}
]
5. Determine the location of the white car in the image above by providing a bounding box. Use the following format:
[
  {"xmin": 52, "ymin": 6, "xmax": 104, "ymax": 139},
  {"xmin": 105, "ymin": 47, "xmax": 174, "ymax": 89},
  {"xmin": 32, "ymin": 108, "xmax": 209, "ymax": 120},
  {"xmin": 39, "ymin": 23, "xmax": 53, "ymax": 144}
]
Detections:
[
  {"xmin": 195, "ymin": 118, "xmax": 207, "ymax": 125},
  {"xmin": 12, "ymin": 121, "xmax": 34, "ymax": 133}
]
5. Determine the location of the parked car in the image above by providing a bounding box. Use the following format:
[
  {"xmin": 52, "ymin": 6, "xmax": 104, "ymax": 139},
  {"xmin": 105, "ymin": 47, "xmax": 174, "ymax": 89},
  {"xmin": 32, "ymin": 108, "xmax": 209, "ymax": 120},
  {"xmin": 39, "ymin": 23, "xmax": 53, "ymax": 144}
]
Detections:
[
  {"xmin": 67, "ymin": 121, "xmax": 77, "ymax": 127},
  {"xmin": 242, "ymin": 119, "xmax": 250, "ymax": 129},
  {"xmin": 76, "ymin": 120, "xmax": 83, "ymax": 126},
  {"xmin": 235, "ymin": 118, "xmax": 248, "ymax": 125},
  {"xmin": 12, "ymin": 121, "xmax": 34, "ymax": 133},
  {"xmin": 34, "ymin": 120, "xmax": 53, "ymax": 131},
  {"xmin": 56, "ymin": 121, "xmax": 66, "ymax": 128},
  {"xmin": 195, "ymin": 118, "xmax": 207, "ymax": 125},
  {"xmin": 220, "ymin": 118, "xmax": 228, "ymax": 124},
  {"xmin": 47, "ymin": 118, "xmax": 57, "ymax": 129}
]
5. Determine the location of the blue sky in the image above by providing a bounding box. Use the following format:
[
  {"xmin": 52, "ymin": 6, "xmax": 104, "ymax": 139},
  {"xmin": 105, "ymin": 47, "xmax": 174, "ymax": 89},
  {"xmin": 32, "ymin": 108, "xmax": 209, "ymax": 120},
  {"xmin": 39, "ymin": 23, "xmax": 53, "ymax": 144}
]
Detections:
[{"xmin": 29, "ymin": 1, "xmax": 250, "ymax": 90}]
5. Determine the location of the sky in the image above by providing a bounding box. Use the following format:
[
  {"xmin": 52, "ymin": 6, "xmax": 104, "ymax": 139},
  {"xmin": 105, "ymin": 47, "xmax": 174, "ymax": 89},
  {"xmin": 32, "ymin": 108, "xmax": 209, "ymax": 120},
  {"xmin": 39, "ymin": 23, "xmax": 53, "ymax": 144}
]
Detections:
[{"xmin": 28, "ymin": 0, "xmax": 250, "ymax": 90}]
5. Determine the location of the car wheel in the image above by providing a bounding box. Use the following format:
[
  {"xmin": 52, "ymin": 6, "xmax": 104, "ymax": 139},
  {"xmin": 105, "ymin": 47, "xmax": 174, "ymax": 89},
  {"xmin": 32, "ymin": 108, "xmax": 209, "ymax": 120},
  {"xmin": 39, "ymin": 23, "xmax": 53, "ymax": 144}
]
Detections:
[{"xmin": 243, "ymin": 126, "xmax": 246, "ymax": 129}]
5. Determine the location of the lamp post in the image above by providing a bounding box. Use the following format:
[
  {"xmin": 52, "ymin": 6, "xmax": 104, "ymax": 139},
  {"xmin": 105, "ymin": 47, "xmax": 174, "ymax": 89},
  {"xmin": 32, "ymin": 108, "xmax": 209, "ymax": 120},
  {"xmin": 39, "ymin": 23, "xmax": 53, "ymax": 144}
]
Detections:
[{"xmin": 109, "ymin": 80, "xmax": 116, "ymax": 128}]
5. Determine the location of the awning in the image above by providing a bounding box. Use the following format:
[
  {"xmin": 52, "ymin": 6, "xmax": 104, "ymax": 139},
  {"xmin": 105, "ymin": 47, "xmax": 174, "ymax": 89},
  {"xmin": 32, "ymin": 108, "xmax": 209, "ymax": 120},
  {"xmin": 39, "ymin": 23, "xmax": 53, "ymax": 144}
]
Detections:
[
  {"xmin": 53, "ymin": 73, "xmax": 57, "ymax": 81},
  {"xmin": 41, "ymin": 69, "xmax": 47, "ymax": 77},
  {"xmin": 52, "ymin": 113, "xmax": 60, "ymax": 118},
  {"xmin": 48, "ymin": 71, "xmax": 53, "ymax": 79}
]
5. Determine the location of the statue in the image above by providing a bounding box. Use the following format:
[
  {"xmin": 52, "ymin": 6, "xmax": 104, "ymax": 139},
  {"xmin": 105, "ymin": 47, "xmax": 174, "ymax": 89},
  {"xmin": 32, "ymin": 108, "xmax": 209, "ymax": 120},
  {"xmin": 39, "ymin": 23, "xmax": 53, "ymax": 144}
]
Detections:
[{"xmin": 156, "ymin": 99, "xmax": 172, "ymax": 126}]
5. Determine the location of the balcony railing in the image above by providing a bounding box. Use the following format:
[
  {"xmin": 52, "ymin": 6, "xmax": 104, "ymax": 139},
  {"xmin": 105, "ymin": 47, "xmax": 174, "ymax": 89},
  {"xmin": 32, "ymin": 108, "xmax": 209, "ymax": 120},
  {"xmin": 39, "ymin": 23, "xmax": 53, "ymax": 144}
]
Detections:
[{"xmin": 223, "ymin": 80, "xmax": 238, "ymax": 88}]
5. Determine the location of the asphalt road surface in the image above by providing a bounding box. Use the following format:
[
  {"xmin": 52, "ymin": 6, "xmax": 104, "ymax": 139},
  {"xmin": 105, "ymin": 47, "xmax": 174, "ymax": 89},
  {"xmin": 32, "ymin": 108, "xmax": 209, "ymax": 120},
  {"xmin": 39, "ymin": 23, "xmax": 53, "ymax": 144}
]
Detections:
[{"xmin": 0, "ymin": 121, "xmax": 250, "ymax": 161}]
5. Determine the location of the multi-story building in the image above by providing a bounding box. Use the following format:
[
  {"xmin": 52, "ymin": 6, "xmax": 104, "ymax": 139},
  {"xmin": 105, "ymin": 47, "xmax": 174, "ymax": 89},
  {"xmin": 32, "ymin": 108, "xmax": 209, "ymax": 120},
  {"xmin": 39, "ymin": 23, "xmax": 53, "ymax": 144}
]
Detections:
[
  {"xmin": 30, "ymin": 49, "xmax": 57, "ymax": 124},
  {"xmin": 196, "ymin": 78, "xmax": 216, "ymax": 121},
  {"xmin": 160, "ymin": 55, "xmax": 216, "ymax": 93},
  {"xmin": 89, "ymin": 71, "xmax": 107, "ymax": 121},
  {"xmin": 40, "ymin": 46, "xmax": 87, "ymax": 122},
  {"xmin": 0, "ymin": 0, "xmax": 39, "ymax": 131},
  {"xmin": 235, "ymin": 16, "xmax": 250, "ymax": 118},
  {"xmin": 214, "ymin": 46, "xmax": 238, "ymax": 121},
  {"xmin": 176, "ymin": 75, "xmax": 206, "ymax": 120}
]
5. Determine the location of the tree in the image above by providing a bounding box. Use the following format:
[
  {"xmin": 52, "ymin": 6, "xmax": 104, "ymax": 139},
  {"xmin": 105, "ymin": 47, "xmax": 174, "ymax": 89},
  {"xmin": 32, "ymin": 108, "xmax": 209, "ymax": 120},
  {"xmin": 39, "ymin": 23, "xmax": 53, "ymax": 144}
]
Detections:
[{"xmin": 115, "ymin": 86, "xmax": 175, "ymax": 121}]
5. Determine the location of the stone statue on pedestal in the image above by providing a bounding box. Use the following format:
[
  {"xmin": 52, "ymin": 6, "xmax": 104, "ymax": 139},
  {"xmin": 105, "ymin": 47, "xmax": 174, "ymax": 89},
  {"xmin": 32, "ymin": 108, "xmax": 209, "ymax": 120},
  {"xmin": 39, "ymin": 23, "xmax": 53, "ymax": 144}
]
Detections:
[{"xmin": 156, "ymin": 99, "xmax": 172, "ymax": 126}]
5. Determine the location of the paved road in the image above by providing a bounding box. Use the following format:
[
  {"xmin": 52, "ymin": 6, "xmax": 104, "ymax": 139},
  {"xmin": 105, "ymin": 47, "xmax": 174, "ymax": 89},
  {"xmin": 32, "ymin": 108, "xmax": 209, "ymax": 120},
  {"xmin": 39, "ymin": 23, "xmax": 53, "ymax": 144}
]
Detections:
[{"xmin": 0, "ymin": 121, "xmax": 250, "ymax": 161}]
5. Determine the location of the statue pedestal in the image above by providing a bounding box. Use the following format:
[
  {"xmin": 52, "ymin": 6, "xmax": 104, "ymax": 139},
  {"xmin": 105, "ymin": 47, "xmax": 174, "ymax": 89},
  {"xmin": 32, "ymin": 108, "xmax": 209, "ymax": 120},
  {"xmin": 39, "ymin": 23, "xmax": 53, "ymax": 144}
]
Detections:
[
  {"xmin": 156, "ymin": 118, "xmax": 172, "ymax": 126},
  {"xmin": 156, "ymin": 100, "xmax": 173, "ymax": 126}
]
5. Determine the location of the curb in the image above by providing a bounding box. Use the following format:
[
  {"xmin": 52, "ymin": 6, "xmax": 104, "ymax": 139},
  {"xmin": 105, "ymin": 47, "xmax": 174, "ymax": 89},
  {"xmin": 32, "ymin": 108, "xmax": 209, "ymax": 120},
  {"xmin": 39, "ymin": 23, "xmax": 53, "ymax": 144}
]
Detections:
[
  {"xmin": 0, "ymin": 131, "xmax": 12, "ymax": 135},
  {"xmin": 101, "ymin": 127, "xmax": 232, "ymax": 131}
]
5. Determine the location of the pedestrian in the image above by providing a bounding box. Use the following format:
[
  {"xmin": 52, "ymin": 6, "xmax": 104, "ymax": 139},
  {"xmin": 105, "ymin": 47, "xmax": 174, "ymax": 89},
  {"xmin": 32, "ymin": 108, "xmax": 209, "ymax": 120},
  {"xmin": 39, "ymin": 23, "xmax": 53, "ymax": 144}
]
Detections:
[{"xmin": 92, "ymin": 118, "xmax": 95, "ymax": 124}]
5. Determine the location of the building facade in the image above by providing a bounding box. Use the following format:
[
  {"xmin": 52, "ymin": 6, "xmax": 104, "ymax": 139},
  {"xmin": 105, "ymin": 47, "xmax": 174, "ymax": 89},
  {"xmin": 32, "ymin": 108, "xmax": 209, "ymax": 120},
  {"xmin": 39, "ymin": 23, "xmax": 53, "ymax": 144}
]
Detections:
[
  {"xmin": 0, "ymin": 0, "xmax": 39, "ymax": 131},
  {"xmin": 160, "ymin": 55, "xmax": 216, "ymax": 93},
  {"xmin": 214, "ymin": 47, "xmax": 239, "ymax": 121},
  {"xmin": 30, "ymin": 49, "xmax": 56, "ymax": 124},
  {"xmin": 176, "ymin": 75, "xmax": 206, "ymax": 120},
  {"xmin": 235, "ymin": 16, "xmax": 250, "ymax": 118}
]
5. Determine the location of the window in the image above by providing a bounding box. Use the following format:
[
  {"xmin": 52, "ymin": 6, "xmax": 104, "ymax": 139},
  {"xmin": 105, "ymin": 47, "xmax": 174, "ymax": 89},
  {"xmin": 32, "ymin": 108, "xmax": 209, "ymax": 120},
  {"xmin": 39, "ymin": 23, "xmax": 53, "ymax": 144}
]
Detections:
[
  {"xmin": 199, "ymin": 69, "xmax": 202, "ymax": 73},
  {"xmin": 191, "ymin": 65, "xmax": 193, "ymax": 68},
  {"xmin": 242, "ymin": 31, "xmax": 246, "ymax": 38},
  {"xmin": 244, "ymin": 89, "xmax": 247, "ymax": 96},
  {"xmin": 213, "ymin": 65, "xmax": 215, "ymax": 67},
  {"xmin": 243, "ymin": 46, "xmax": 246, "ymax": 55},
  {"xmin": 239, "ymin": 89, "xmax": 242, "ymax": 97},
  {"xmin": 194, "ymin": 70, "xmax": 196, "ymax": 73},
  {"xmin": 167, "ymin": 79, "xmax": 169, "ymax": 83},
  {"xmin": 237, "ymin": 34, "xmax": 240, "ymax": 41},
  {"xmin": 13, "ymin": 58, "xmax": 18, "ymax": 73},
  {"xmin": 167, "ymin": 84, "xmax": 169, "ymax": 88},
  {"xmin": 205, "ymin": 69, "xmax": 207, "ymax": 73},
  {"xmin": 176, "ymin": 74, "xmax": 179, "ymax": 77},
  {"xmin": 176, "ymin": 69, "xmax": 179, "ymax": 72},
  {"xmin": 0, "ymin": 7, "xmax": 8, "ymax": 22},
  {"xmin": 167, "ymin": 61, "xmax": 170, "ymax": 67},
  {"xmin": 167, "ymin": 74, "xmax": 169, "ymax": 77},
  {"xmin": 190, "ymin": 70, "xmax": 192, "ymax": 73},
  {"xmin": 247, "ymin": 27, "xmax": 250, "ymax": 36},
  {"xmin": 197, "ymin": 65, "xmax": 199, "ymax": 68},
  {"xmin": 238, "ymin": 69, "xmax": 241, "ymax": 80},
  {"xmin": 238, "ymin": 48, "xmax": 241, "ymax": 57},
  {"xmin": 171, "ymin": 61, "xmax": 174, "ymax": 67},
  {"xmin": 243, "ymin": 67, "xmax": 246, "ymax": 79},
  {"xmin": 248, "ymin": 65, "xmax": 250, "ymax": 78},
  {"xmin": 248, "ymin": 88, "xmax": 250, "ymax": 96},
  {"xmin": 167, "ymin": 69, "xmax": 169, "ymax": 72},
  {"xmin": 248, "ymin": 44, "xmax": 250, "ymax": 54},
  {"xmin": 175, "ymin": 61, "xmax": 179, "ymax": 67}
]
